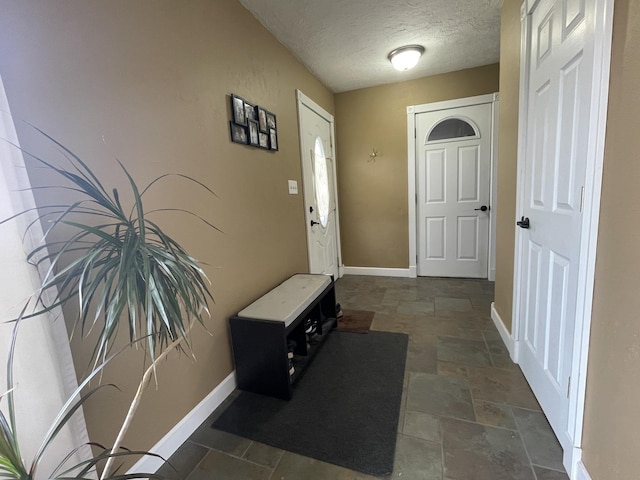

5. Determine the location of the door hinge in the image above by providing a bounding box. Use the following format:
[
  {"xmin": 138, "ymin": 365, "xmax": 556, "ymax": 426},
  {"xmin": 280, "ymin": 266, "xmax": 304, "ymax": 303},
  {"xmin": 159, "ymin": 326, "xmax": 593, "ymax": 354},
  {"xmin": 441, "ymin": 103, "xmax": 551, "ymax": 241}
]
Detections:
[
  {"xmin": 579, "ymin": 186, "xmax": 585, "ymax": 212},
  {"xmin": 414, "ymin": 128, "xmax": 417, "ymax": 138},
  {"xmin": 567, "ymin": 376, "xmax": 571, "ymax": 398}
]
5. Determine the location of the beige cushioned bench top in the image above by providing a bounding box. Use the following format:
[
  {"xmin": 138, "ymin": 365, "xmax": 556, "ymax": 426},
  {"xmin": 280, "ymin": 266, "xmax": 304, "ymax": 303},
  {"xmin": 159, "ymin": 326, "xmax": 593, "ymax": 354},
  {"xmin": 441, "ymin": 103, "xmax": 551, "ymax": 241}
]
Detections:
[{"xmin": 237, "ymin": 274, "xmax": 331, "ymax": 327}]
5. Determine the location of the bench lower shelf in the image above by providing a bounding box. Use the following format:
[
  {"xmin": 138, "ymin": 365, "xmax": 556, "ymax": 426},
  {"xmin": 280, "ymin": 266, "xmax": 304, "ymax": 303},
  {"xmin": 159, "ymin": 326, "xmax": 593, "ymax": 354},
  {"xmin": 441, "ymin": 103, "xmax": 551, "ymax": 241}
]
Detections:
[
  {"xmin": 229, "ymin": 278, "xmax": 336, "ymax": 400},
  {"xmin": 290, "ymin": 316, "xmax": 336, "ymax": 385}
]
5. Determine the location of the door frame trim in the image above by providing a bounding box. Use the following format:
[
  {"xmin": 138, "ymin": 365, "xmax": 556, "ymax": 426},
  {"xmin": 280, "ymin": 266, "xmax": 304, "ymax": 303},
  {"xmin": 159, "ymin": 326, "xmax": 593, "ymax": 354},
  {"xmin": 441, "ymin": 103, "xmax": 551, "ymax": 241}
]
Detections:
[
  {"xmin": 511, "ymin": 0, "xmax": 614, "ymax": 475},
  {"xmin": 407, "ymin": 92, "xmax": 499, "ymax": 279},
  {"xmin": 296, "ymin": 90, "xmax": 344, "ymax": 278}
]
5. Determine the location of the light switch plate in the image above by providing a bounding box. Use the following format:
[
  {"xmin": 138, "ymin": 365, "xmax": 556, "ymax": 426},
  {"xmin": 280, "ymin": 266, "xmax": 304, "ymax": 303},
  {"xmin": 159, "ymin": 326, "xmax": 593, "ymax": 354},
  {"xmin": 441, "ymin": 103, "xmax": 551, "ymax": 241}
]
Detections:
[{"xmin": 288, "ymin": 180, "xmax": 298, "ymax": 194}]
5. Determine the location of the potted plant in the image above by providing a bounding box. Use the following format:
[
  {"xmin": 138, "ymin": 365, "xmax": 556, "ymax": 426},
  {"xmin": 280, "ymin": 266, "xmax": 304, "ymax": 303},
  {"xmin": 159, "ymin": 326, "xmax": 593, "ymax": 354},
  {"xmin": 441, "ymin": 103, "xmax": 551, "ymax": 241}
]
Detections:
[{"xmin": 0, "ymin": 128, "xmax": 216, "ymax": 479}]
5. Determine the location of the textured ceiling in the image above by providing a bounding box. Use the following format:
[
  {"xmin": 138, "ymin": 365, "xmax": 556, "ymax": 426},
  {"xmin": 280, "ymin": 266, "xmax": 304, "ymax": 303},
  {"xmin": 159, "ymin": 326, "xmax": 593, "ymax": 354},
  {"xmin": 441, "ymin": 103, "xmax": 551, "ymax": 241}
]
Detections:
[{"xmin": 239, "ymin": 0, "xmax": 503, "ymax": 93}]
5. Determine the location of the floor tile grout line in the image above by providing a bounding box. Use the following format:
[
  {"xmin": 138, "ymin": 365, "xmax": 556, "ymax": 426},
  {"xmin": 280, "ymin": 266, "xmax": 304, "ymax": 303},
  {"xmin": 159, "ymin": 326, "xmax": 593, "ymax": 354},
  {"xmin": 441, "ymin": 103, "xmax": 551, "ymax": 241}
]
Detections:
[
  {"xmin": 266, "ymin": 449, "xmax": 285, "ymax": 480},
  {"xmin": 182, "ymin": 445, "xmax": 212, "ymax": 480},
  {"xmin": 188, "ymin": 441, "xmax": 276, "ymax": 471},
  {"xmin": 511, "ymin": 410, "xmax": 541, "ymax": 480},
  {"xmin": 240, "ymin": 439, "xmax": 253, "ymax": 459},
  {"xmin": 530, "ymin": 462, "xmax": 569, "ymax": 474}
]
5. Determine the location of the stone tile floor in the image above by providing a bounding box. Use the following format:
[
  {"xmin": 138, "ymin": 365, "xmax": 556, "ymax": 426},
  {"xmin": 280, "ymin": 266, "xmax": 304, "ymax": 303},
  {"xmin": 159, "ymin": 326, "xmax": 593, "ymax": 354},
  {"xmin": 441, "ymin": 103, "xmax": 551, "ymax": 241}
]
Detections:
[{"xmin": 156, "ymin": 275, "xmax": 569, "ymax": 480}]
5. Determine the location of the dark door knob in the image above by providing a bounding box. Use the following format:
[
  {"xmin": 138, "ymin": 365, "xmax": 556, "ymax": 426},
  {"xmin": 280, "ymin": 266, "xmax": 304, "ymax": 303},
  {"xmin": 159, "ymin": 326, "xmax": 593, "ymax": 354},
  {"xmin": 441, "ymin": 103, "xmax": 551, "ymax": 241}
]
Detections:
[
  {"xmin": 516, "ymin": 216, "xmax": 530, "ymax": 229},
  {"xmin": 474, "ymin": 205, "xmax": 489, "ymax": 212},
  {"xmin": 310, "ymin": 220, "xmax": 320, "ymax": 226}
]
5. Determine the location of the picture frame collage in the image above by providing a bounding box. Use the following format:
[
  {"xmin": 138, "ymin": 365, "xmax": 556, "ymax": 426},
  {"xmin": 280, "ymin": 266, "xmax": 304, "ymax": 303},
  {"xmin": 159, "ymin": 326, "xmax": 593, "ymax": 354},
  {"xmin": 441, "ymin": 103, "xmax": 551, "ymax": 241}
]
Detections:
[{"xmin": 229, "ymin": 94, "xmax": 278, "ymax": 151}]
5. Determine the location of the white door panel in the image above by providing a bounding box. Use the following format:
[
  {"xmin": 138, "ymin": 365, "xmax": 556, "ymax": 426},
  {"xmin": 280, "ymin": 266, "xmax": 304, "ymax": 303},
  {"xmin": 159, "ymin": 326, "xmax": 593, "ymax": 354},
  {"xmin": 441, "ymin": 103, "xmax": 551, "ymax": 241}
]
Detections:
[
  {"xmin": 298, "ymin": 98, "xmax": 339, "ymax": 278},
  {"xmin": 516, "ymin": 0, "xmax": 596, "ymax": 455},
  {"xmin": 416, "ymin": 103, "xmax": 492, "ymax": 278}
]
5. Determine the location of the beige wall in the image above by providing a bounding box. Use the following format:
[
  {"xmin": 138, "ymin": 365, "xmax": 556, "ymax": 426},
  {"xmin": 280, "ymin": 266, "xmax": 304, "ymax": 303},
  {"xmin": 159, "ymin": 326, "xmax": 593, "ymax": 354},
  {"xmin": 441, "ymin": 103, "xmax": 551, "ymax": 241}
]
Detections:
[
  {"xmin": 0, "ymin": 0, "xmax": 333, "ymax": 458},
  {"xmin": 334, "ymin": 65, "xmax": 500, "ymax": 268},
  {"xmin": 493, "ymin": 0, "xmax": 521, "ymax": 331},
  {"xmin": 582, "ymin": 0, "xmax": 640, "ymax": 476}
]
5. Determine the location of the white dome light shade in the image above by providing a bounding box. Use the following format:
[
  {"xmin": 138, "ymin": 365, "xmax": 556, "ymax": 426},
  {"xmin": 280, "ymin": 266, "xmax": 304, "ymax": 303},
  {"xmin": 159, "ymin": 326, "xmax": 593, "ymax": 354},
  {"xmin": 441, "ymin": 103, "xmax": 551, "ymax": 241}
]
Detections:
[{"xmin": 388, "ymin": 45, "xmax": 425, "ymax": 71}]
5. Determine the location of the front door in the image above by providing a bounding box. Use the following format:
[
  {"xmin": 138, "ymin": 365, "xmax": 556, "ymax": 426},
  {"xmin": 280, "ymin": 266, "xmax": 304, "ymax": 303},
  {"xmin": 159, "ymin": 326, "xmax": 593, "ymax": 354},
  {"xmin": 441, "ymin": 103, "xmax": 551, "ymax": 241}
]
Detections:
[
  {"xmin": 516, "ymin": 0, "xmax": 599, "ymax": 458},
  {"xmin": 298, "ymin": 93, "xmax": 340, "ymax": 278},
  {"xmin": 416, "ymin": 103, "xmax": 492, "ymax": 278}
]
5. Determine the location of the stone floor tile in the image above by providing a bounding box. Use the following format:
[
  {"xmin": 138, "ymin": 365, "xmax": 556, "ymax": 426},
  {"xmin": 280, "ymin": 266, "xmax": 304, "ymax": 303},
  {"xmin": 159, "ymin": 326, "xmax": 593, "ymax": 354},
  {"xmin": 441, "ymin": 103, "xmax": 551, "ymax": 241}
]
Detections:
[
  {"xmin": 435, "ymin": 297, "xmax": 473, "ymax": 312},
  {"xmin": 185, "ymin": 449, "xmax": 271, "ymax": 480},
  {"xmin": 398, "ymin": 374, "xmax": 408, "ymax": 432},
  {"xmin": 242, "ymin": 441, "xmax": 284, "ymax": 468},
  {"xmin": 397, "ymin": 300, "xmax": 435, "ymax": 315},
  {"xmin": 353, "ymin": 473, "xmax": 387, "ymax": 480},
  {"xmin": 406, "ymin": 334, "xmax": 438, "ymax": 374},
  {"xmin": 189, "ymin": 427, "xmax": 251, "ymax": 456},
  {"xmin": 469, "ymin": 294, "xmax": 495, "ymax": 309},
  {"xmin": 156, "ymin": 441, "xmax": 209, "ymax": 480},
  {"xmin": 407, "ymin": 372, "xmax": 475, "ymax": 421},
  {"xmin": 383, "ymin": 288, "xmax": 418, "ymax": 302},
  {"xmin": 483, "ymin": 330, "xmax": 510, "ymax": 356},
  {"xmin": 271, "ymin": 451, "xmax": 357, "ymax": 480},
  {"xmin": 413, "ymin": 317, "xmax": 485, "ymax": 340},
  {"xmin": 473, "ymin": 400, "xmax": 517, "ymax": 430},
  {"xmin": 370, "ymin": 312, "xmax": 417, "ymax": 333},
  {"xmin": 431, "ymin": 310, "xmax": 495, "ymax": 328},
  {"xmin": 392, "ymin": 434, "xmax": 443, "ymax": 479},
  {"xmin": 437, "ymin": 336, "xmax": 492, "ymax": 367},
  {"xmin": 441, "ymin": 418, "xmax": 535, "ymax": 480},
  {"xmin": 491, "ymin": 353, "xmax": 519, "ymax": 370},
  {"xmin": 512, "ymin": 408, "xmax": 565, "ymax": 471},
  {"xmin": 532, "ymin": 465, "xmax": 570, "ymax": 480},
  {"xmin": 403, "ymin": 410, "xmax": 441, "ymax": 443},
  {"xmin": 437, "ymin": 360, "xmax": 469, "ymax": 379},
  {"xmin": 466, "ymin": 366, "xmax": 542, "ymax": 410},
  {"xmin": 445, "ymin": 279, "xmax": 487, "ymax": 295}
]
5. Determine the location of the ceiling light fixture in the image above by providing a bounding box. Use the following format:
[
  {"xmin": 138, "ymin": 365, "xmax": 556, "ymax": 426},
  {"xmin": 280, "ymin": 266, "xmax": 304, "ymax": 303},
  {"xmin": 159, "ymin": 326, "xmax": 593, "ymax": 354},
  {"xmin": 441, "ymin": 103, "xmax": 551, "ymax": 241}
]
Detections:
[{"xmin": 388, "ymin": 45, "xmax": 425, "ymax": 72}]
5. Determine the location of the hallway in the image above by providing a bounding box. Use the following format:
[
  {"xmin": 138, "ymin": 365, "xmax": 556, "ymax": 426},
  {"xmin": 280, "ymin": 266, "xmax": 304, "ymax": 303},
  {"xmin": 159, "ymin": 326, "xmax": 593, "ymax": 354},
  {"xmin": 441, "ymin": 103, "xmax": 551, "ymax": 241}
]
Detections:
[{"xmin": 158, "ymin": 275, "xmax": 568, "ymax": 479}]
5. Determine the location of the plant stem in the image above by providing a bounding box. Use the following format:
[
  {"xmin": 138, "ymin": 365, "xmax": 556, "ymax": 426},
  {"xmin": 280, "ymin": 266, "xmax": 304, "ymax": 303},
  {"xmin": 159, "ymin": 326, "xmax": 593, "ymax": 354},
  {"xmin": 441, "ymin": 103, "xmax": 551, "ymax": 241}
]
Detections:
[{"xmin": 100, "ymin": 334, "xmax": 185, "ymax": 480}]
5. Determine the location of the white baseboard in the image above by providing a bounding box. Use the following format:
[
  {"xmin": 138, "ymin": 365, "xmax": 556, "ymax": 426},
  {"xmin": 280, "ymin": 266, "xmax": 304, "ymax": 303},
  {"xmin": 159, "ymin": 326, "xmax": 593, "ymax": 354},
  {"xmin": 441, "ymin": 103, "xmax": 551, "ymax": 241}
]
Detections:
[
  {"xmin": 574, "ymin": 460, "xmax": 592, "ymax": 480},
  {"xmin": 343, "ymin": 266, "xmax": 412, "ymax": 278},
  {"xmin": 128, "ymin": 371, "xmax": 236, "ymax": 474},
  {"xmin": 488, "ymin": 268, "xmax": 496, "ymax": 282},
  {"xmin": 491, "ymin": 302, "xmax": 515, "ymax": 358}
]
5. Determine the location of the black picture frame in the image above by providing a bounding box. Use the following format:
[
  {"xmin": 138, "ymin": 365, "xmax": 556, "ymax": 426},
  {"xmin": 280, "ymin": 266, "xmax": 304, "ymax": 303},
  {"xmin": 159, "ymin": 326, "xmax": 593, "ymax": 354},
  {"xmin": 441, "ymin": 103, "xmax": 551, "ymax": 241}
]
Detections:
[
  {"xmin": 245, "ymin": 102, "xmax": 257, "ymax": 122},
  {"xmin": 247, "ymin": 119, "xmax": 259, "ymax": 146},
  {"xmin": 258, "ymin": 131, "xmax": 269, "ymax": 149},
  {"xmin": 230, "ymin": 122, "xmax": 247, "ymax": 144},
  {"xmin": 257, "ymin": 107, "xmax": 268, "ymax": 133},
  {"xmin": 269, "ymin": 128, "xmax": 278, "ymax": 151},
  {"xmin": 231, "ymin": 94, "xmax": 247, "ymax": 126},
  {"xmin": 266, "ymin": 111, "xmax": 277, "ymax": 130}
]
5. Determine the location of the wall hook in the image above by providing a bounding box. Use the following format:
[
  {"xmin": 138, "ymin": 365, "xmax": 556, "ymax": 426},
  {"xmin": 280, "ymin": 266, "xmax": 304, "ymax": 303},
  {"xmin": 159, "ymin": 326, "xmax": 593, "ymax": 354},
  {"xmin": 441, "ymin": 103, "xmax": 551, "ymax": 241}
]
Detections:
[{"xmin": 369, "ymin": 148, "xmax": 381, "ymax": 162}]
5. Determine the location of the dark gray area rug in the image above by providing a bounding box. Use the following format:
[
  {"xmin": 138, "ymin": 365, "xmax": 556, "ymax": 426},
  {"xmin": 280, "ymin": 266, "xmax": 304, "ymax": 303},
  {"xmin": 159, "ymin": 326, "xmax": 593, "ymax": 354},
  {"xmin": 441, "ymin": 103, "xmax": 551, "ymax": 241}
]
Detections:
[{"xmin": 212, "ymin": 330, "xmax": 408, "ymax": 476}]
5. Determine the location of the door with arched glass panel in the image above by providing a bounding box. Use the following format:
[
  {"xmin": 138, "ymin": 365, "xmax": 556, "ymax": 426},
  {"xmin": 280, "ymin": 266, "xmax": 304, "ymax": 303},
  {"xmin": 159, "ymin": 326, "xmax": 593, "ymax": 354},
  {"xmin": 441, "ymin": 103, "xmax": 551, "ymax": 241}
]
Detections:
[{"xmin": 416, "ymin": 103, "xmax": 492, "ymax": 277}]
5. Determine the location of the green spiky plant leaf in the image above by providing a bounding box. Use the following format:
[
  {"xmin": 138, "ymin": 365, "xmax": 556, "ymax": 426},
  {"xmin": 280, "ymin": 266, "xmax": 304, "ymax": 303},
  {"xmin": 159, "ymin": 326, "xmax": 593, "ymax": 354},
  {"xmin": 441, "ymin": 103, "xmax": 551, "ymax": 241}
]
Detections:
[
  {"xmin": 0, "ymin": 314, "xmax": 166, "ymax": 480},
  {"xmin": 0, "ymin": 126, "xmax": 218, "ymax": 478},
  {"xmin": 2, "ymin": 125, "xmax": 217, "ymax": 369}
]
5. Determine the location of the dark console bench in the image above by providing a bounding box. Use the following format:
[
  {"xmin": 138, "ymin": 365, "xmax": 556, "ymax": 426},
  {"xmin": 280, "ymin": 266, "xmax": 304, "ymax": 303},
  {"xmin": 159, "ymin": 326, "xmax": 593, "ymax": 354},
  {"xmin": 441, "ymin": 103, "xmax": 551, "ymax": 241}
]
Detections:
[{"xmin": 229, "ymin": 274, "xmax": 337, "ymax": 400}]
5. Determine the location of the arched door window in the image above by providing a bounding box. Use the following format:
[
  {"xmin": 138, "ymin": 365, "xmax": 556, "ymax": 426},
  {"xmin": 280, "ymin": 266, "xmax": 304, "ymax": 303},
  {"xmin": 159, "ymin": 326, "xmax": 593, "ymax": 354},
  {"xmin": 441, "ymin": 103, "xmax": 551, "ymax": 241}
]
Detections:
[
  {"xmin": 427, "ymin": 117, "xmax": 478, "ymax": 142},
  {"xmin": 313, "ymin": 137, "xmax": 330, "ymax": 228}
]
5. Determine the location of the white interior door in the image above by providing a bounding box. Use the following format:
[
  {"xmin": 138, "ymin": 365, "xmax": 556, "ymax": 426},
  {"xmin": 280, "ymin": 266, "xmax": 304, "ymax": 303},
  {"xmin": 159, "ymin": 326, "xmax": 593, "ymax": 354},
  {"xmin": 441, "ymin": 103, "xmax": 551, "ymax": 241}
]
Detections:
[
  {"xmin": 516, "ymin": 0, "xmax": 598, "ymax": 458},
  {"xmin": 416, "ymin": 103, "xmax": 492, "ymax": 278},
  {"xmin": 298, "ymin": 93, "xmax": 340, "ymax": 278}
]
